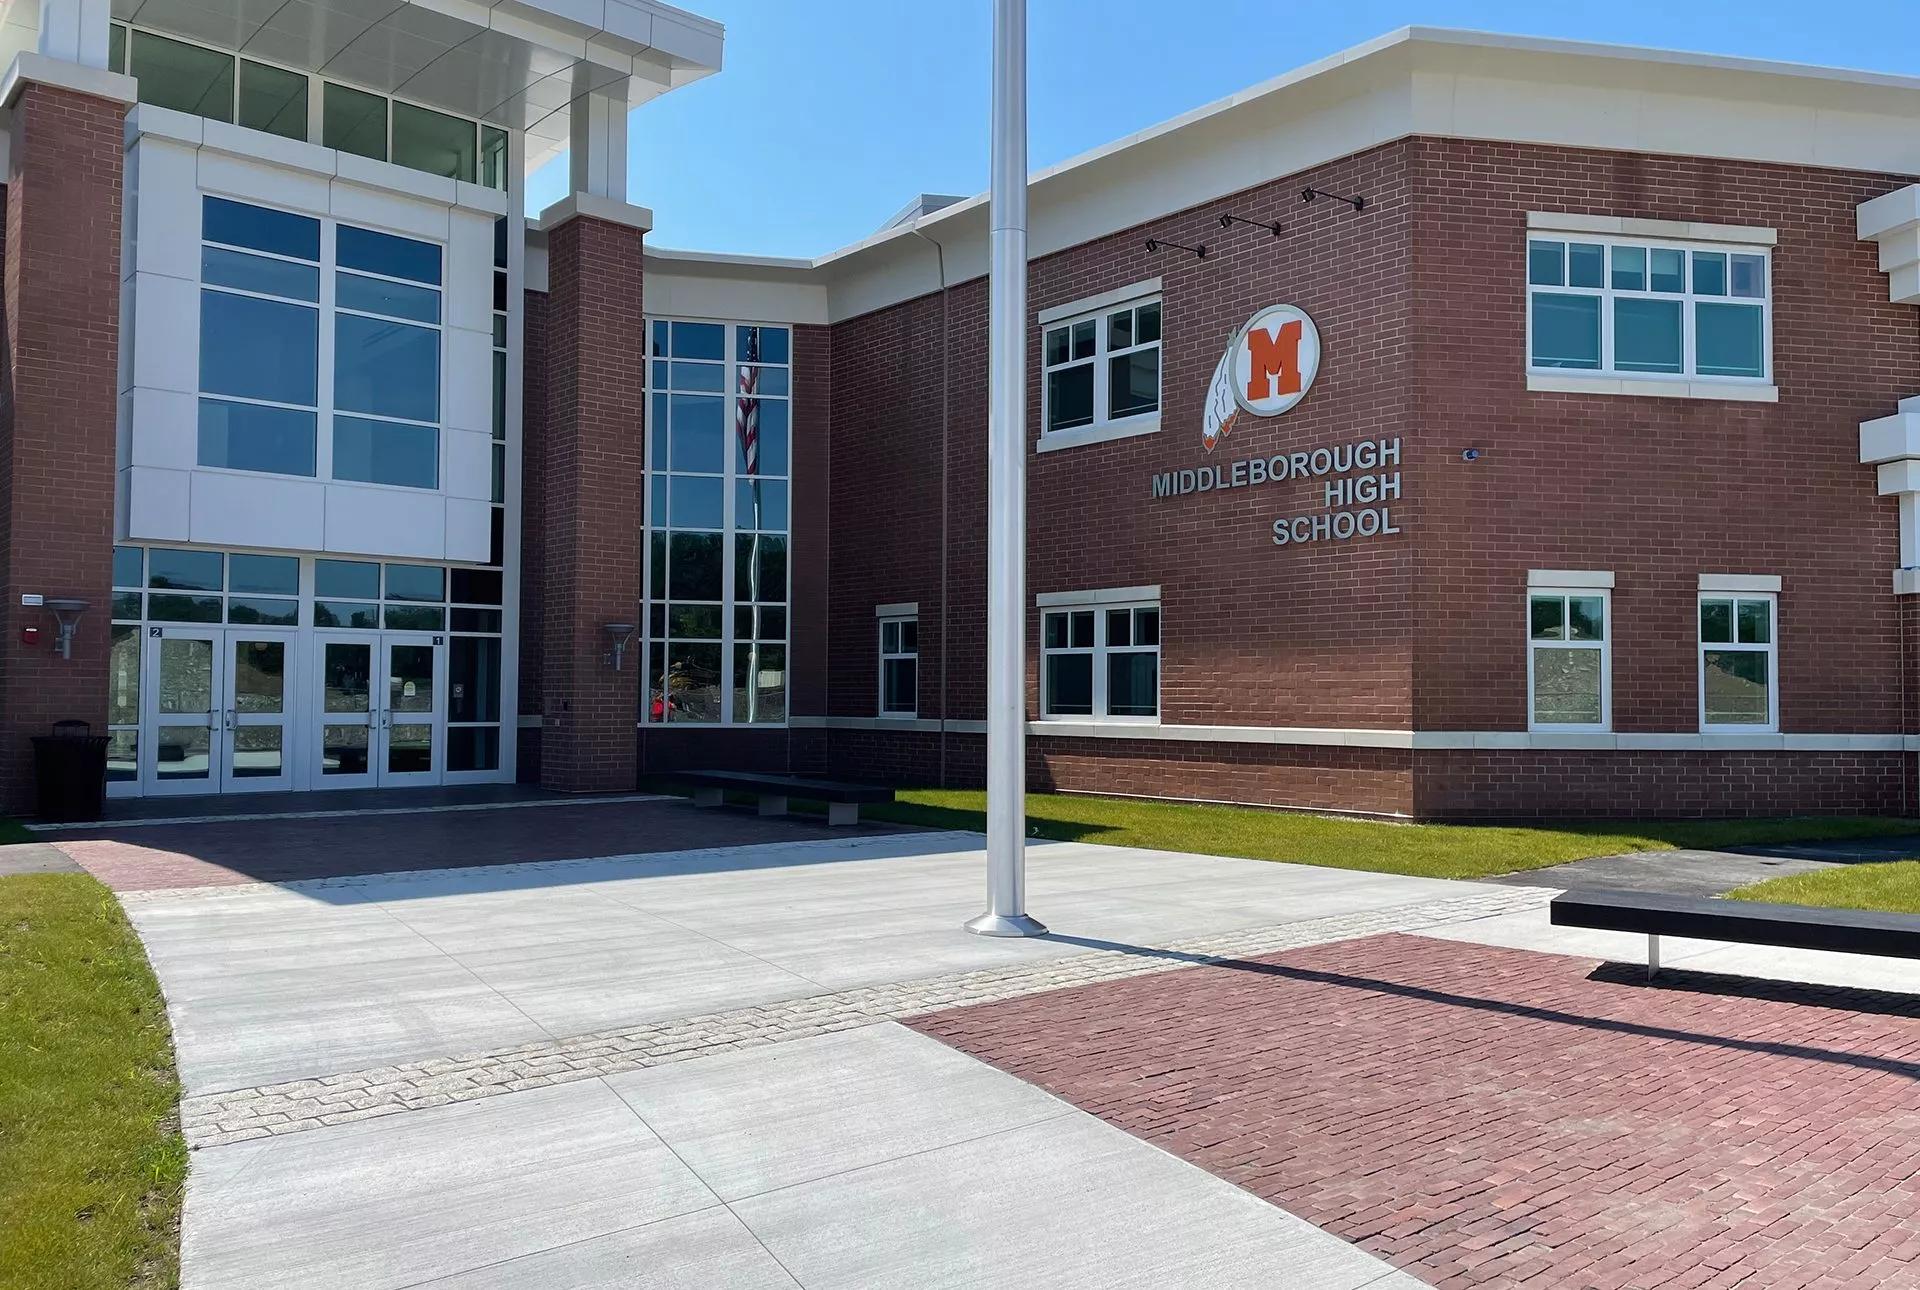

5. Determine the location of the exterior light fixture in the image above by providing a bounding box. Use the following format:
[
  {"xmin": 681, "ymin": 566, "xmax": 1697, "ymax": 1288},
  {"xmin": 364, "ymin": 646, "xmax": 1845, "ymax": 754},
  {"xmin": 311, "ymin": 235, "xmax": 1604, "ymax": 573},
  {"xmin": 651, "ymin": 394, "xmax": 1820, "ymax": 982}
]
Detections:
[
  {"xmin": 602, "ymin": 622, "xmax": 636, "ymax": 670},
  {"xmin": 43, "ymin": 598, "xmax": 89, "ymax": 660},
  {"xmin": 1218, "ymin": 213, "xmax": 1282, "ymax": 236},
  {"xmin": 1144, "ymin": 236, "xmax": 1207, "ymax": 259},
  {"xmin": 1301, "ymin": 187, "xmax": 1366, "ymax": 211}
]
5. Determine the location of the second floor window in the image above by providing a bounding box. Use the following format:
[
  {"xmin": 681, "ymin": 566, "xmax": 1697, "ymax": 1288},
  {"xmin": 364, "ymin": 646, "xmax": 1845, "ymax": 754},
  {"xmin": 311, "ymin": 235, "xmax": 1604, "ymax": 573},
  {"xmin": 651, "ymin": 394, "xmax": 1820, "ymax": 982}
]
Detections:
[{"xmin": 1042, "ymin": 297, "xmax": 1161, "ymax": 436}]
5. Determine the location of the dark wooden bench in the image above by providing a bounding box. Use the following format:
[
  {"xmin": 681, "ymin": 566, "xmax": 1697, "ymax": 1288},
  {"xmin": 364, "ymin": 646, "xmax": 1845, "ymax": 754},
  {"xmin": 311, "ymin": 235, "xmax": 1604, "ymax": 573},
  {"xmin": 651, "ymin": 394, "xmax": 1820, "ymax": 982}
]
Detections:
[
  {"xmin": 1551, "ymin": 888, "xmax": 1920, "ymax": 980},
  {"xmin": 668, "ymin": 770, "xmax": 894, "ymax": 827}
]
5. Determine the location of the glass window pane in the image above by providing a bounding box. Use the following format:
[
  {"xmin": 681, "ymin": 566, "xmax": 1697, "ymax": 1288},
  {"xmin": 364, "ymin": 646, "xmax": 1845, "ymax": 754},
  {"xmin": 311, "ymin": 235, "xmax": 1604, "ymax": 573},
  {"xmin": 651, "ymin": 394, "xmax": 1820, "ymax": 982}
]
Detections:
[
  {"xmin": 201, "ymin": 292, "xmax": 318, "ymax": 404},
  {"xmin": 1044, "ymin": 612, "xmax": 1066, "ymax": 650},
  {"xmin": 334, "ymin": 416, "xmax": 438, "ymax": 489},
  {"xmin": 762, "ymin": 606, "xmax": 789, "ymax": 640},
  {"xmin": 882, "ymin": 656, "xmax": 917, "ymax": 714},
  {"xmin": 671, "ymin": 321, "xmax": 724, "ymax": 360},
  {"xmin": 1650, "ymin": 247, "xmax": 1685, "ymax": 293},
  {"xmin": 314, "ymin": 600, "xmax": 379, "ymax": 629},
  {"xmin": 324, "ymin": 82, "xmax": 387, "ymax": 162},
  {"xmin": 668, "ymin": 533, "xmax": 724, "ymax": 600},
  {"xmin": 1071, "ymin": 320, "xmax": 1095, "ymax": 360},
  {"xmin": 734, "ymin": 534, "xmax": 787, "ymax": 602},
  {"xmin": 735, "ymin": 479, "xmax": 789, "ymax": 531},
  {"xmin": 1107, "ymin": 309, "xmax": 1133, "ymax": 350},
  {"xmin": 671, "ymin": 476, "xmax": 725, "ymax": 529},
  {"xmin": 1045, "ymin": 327, "xmax": 1068, "ymax": 366},
  {"xmin": 1700, "ymin": 599, "xmax": 1734, "ymax": 644},
  {"xmin": 740, "ymin": 400, "xmax": 790, "ymax": 476},
  {"xmin": 1070, "ymin": 610, "xmax": 1094, "ymax": 649},
  {"xmin": 1704, "ymin": 651, "xmax": 1770, "ymax": 725},
  {"xmin": 1532, "ymin": 648, "xmax": 1602, "ymax": 725},
  {"xmin": 1136, "ymin": 302, "xmax": 1160, "ymax": 343},
  {"xmin": 1568, "ymin": 596, "xmax": 1605, "ymax": 642},
  {"xmin": 451, "ymin": 569, "xmax": 503, "ymax": 605},
  {"xmin": 670, "ymin": 361, "xmax": 724, "ymax": 392},
  {"xmin": 200, "ymin": 395, "xmax": 318, "ymax": 475},
  {"xmin": 1695, "ymin": 303, "xmax": 1764, "ymax": 378},
  {"xmin": 203, "ymin": 196, "xmax": 320, "ymax": 261},
  {"xmin": 1529, "ymin": 595, "xmax": 1564, "ymax": 641},
  {"xmin": 237, "ymin": 60, "xmax": 307, "ymax": 140},
  {"xmin": 337, "ymin": 225, "xmax": 442, "ymax": 285},
  {"xmin": 732, "ymin": 643, "xmax": 786, "ymax": 723},
  {"xmin": 1044, "ymin": 654, "xmax": 1093, "ymax": 716},
  {"xmin": 1737, "ymin": 599, "xmax": 1772, "ymax": 644},
  {"xmin": 1730, "ymin": 254, "xmax": 1767, "ymax": 299},
  {"xmin": 227, "ymin": 596, "xmax": 299, "ymax": 626},
  {"xmin": 736, "ymin": 325, "xmax": 789, "ymax": 365},
  {"xmin": 1614, "ymin": 298, "xmax": 1683, "ymax": 374},
  {"xmin": 392, "ymin": 101, "xmax": 476, "ymax": 183},
  {"xmin": 1567, "ymin": 242, "xmax": 1604, "ymax": 288},
  {"xmin": 1529, "ymin": 294, "xmax": 1600, "ymax": 370},
  {"xmin": 149, "ymin": 593, "xmax": 222, "ymax": 623},
  {"xmin": 107, "ymin": 729, "xmax": 137, "ymax": 783},
  {"xmin": 336, "ymin": 314, "xmax": 439, "ymax": 423},
  {"xmin": 664, "ymin": 643, "xmax": 723, "ymax": 722},
  {"xmin": 156, "ymin": 638, "xmax": 215, "ymax": 714},
  {"xmin": 738, "ymin": 365, "xmax": 789, "ymax": 396},
  {"xmin": 321, "ymin": 724, "xmax": 368, "ymax": 774},
  {"xmin": 315, "ymin": 558, "xmax": 379, "ymax": 599},
  {"xmin": 1527, "ymin": 240, "xmax": 1564, "ymax": 286},
  {"xmin": 668, "ymin": 604, "xmax": 722, "ymax": 639},
  {"xmin": 113, "ymin": 546, "xmax": 143, "ymax": 589},
  {"xmin": 1106, "ymin": 608, "xmax": 1131, "ymax": 648},
  {"xmin": 881, "ymin": 621, "xmax": 899, "ymax": 655},
  {"xmin": 447, "ymin": 726, "xmax": 500, "ymax": 772},
  {"xmin": 1047, "ymin": 365, "xmax": 1095, "ymax": 431},
  {"xmin": 109, "ymin": 23, "xmax": 125, "ymax": 74},
  {"xmin": 384, "ymin": 564, "xmax": 444, "ymax": 602},
  {"xmin": 669, "ymin": 395, "xmax": 724, "ymax": 472},
  {"xmin": 480, "ymin": 126, "xmax": 509, "ymax": 191},
  {"xmin": 114, "ymin": 592, "xmax": 142, "ymax": 620},
  {"xmin": 109, "ymin": 624, "xmax": 140, "ymax": 726},
  {"xmin": 337, "ymin": 272, "xmax": 440, "ymax": 323},
  {"xmin": 1135, "ymin": 608, "xmax": 1158, "ymax": 646},
  {"xmin": 228, "ymin": 554, "xmax": 298, "ymax": 595},
  {"xmin": 651, "ymin": 320, "xmax": 669, "ymax": 357},
  {"xmin": 155, "ymin": 726, "xmax": 211, "ymax": 779},
  {"xmin": 450, "ymin": 607, "xmax": 501, "ymax": 633},
  {"xmin": 130, "ymin": 30, "xmax": 234, "ymax": 121},
  {"xmin": 1108, "ymin": 653, "xmax": 1158, "ymax": 718},
  {"xmin": 385, "ymin": 605, "xmax": 444, "ymax": 630},
  {"xmin": 1108, "ymin": 349, "xmax": 1159, "ymax": 418},
  {"xmin": 202, "ymin": 246, "xmax": 319, "ymax": 301},
  {"xmin": 147, "ymin": 548, "xmax": 223, "ymax": 591},
  {"xmin": 1609, "ymin": 245, "xmax": 1645, "ymax": 291},
  {"xmin": 230, "ymin": 642, "xmax": 285, "ymax": 716},
  {"xmin": 1692, "ymin": 251, "xmax": 1727, "ymax": 296}
]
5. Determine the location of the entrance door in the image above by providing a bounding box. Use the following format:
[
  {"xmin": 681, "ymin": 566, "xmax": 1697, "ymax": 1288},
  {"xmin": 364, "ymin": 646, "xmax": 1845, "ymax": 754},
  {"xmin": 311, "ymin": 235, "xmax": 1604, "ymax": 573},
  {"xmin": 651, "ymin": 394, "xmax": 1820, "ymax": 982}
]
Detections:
[
  {"xmin": 222, "ymin": 631, "xmax": 298, "ymax": 793},
  {"xmin": 142, "ymin": 627, "xmax": 223, "ymax": 796},
  {"xmin": 381, "ymin": 634, "xmax": 444, "ymax": 786}
]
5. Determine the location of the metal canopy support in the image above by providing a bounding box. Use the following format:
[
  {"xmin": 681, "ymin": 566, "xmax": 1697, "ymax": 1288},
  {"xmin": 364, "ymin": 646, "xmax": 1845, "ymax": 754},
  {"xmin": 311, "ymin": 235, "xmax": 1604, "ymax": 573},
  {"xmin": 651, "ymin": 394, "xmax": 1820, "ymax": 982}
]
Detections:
[{"xmin": 967, "ymin": 0, "xmax": 1046, "ymax": 939}]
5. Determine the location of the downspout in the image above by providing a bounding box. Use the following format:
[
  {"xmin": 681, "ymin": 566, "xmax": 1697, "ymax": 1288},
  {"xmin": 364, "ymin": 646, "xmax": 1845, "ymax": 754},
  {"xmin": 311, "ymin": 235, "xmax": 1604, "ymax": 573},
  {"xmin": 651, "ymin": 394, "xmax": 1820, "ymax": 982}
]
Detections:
[{"xmin": 911, "ymin": 227, "xmax": 952, "ymax": 788}]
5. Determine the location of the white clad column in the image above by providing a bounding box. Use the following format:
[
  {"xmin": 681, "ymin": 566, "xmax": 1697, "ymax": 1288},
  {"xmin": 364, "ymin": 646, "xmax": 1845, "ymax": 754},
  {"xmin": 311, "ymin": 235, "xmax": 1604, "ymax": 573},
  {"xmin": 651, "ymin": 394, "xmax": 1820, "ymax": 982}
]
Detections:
[
  {"xmin": 37, "ymin": 0, "xmax": 111, "ymax": 67},
  {"xmin": 568, "ymin": 87, "xmax": 630, "ymax": 202}
]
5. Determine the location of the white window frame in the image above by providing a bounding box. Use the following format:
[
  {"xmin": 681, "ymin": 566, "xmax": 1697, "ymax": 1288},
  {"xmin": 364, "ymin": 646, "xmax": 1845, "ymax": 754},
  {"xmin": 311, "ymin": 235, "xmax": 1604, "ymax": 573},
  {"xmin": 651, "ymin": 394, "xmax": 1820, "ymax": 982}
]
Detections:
[
  {"xmin": 1039, "ymin": 599, "xmax": 1160, "ymax": 724},
  {"xmin": 1038, "ymin": 291, "xmax": 1161, "ymax": 449},
  {"xmin": 877, "ymin": 614, "xmax": 918, "ymax": 718},
  {"xmin": 1524, "ymin": 232, "xmax": 1772, "ymax": 393},
  {"xmin": 1698, "ymin": 592, "xmax": 1778, "ymax": 733},
  {"xmin": 1526, "ymin": 588, "xmax": 1612, "ymax": 733}
]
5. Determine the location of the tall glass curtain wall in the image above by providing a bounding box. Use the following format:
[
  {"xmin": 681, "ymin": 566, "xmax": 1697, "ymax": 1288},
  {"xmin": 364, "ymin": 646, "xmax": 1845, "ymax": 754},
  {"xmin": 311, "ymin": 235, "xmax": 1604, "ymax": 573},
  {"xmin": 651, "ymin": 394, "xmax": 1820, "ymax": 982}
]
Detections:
[{"xmin": 644, "ymin": 322, "xmax": 793, "ymax": 725}]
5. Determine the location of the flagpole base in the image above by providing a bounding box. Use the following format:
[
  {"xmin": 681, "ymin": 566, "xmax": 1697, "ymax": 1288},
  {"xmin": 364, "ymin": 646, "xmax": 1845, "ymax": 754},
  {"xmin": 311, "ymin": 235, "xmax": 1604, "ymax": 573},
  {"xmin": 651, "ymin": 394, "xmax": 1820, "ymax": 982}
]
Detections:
[{"xmin": 965, "ymin": 911, "xmax": 1049, "ymax": 939}]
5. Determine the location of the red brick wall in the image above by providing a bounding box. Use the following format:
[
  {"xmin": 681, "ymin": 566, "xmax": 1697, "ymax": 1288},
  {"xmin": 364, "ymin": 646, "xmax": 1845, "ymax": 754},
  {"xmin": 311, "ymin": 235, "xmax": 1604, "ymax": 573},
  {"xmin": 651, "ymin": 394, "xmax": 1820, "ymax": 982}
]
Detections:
[
  {"xmin": 535, "ymin": 215, "xmax": 645, "ymax": 792},
  {"xmin": 0, "ymin": 85, "xmax": 125, "ymax": 812}
]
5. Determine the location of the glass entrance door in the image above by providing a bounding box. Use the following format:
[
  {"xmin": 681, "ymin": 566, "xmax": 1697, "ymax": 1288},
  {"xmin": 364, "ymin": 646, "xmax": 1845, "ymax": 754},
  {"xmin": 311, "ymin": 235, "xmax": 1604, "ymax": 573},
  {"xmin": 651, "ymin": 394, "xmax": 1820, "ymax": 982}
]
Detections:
[
  {"xmin": 222, "ymin": 631, "xmax": 298, "ymax": 793},
  {"xmin": 314, "ymin": 635, "xmax": 378, "ymax": 789},
  {"xmin": 142, "ymin": 627, "xmax": 223, "ymax": 796},
  {"xmin": 381, "ymin": 635, "xmax": 444, "ymax": 786}
]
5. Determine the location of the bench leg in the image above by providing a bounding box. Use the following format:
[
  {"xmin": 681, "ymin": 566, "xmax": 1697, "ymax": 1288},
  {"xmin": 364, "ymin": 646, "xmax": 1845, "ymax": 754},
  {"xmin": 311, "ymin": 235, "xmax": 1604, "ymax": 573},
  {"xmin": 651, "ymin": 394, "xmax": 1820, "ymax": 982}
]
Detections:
[
  {"xmin": 827, "ymin": 802, "xmax": 859, "ymax": 827},
  {"xmin": 1647, "ymin": 933, "xmax": 1661, "ymax": 981},
  {"xmin": 757, "ymin": 795, "xmax": 789, "ymax": 817},
  {"xmin": 692, "ymin": 788, "xmax": 722, "ymax": 808}
]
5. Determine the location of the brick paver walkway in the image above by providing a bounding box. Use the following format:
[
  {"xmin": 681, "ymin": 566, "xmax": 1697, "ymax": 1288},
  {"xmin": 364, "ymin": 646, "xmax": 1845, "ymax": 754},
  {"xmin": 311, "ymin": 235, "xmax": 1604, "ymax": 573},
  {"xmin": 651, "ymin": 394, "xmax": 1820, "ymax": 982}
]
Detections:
[{"xmin": 911, "ymin": 933, "xmax": 1920, "ymax": 1290}]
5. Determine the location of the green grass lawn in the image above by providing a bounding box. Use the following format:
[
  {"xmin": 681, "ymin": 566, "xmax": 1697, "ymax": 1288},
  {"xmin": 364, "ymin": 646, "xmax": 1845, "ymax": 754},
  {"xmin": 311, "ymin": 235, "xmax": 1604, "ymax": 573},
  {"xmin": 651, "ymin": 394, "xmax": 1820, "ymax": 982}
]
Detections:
[
  {"xmin": 1727, "ymin": 860, "xmax": 1920, "ymax": 915},
  {"xmin": 852, "ymin": 789, "xmax": 1920, "ymax": 881},
  {"xmin": 0, "ymin": 874, "xmax": 184, "ymax": 1290}
]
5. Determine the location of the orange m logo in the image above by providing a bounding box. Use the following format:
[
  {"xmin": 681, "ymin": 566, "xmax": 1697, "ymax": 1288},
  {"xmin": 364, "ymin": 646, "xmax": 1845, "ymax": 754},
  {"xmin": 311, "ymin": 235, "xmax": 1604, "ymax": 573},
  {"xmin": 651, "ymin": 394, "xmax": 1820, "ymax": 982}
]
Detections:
[{"xmin": 1244, "ymin": 321, "xmax": 1304, "ymax": 403}]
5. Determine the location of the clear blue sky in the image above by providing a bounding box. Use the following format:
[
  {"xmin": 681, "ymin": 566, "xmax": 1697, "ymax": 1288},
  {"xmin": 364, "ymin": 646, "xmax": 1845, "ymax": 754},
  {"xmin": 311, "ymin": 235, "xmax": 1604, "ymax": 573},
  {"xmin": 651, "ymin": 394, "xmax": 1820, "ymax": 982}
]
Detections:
[{"xmin": 525, "ymin": 0, "xmax": 1920, "ymax": 259}]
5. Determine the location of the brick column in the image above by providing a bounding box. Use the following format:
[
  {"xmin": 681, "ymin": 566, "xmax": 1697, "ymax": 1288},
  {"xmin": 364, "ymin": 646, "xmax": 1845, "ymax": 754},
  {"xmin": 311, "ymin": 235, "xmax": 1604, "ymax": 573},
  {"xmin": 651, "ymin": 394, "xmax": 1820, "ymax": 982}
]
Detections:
[
  {"xmin": 0, "ymin": 75, "xmax": 129, "ymax": 811},
  {"xmin": 536, "ymin": 199, "xmax": 647, "ymax": 792}
]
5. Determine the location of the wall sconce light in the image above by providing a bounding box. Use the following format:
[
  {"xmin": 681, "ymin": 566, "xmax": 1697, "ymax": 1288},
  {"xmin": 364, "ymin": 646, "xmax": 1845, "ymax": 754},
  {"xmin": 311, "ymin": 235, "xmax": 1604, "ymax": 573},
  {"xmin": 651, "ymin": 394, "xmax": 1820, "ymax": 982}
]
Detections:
[
  {"xmin": 43, "ymin": 598, "xmax": 89, "ymax": 661},
  {"xmin": 1301, "ymin": 187, "xmax": 1367, "ymax": 212},
  {"xmin": 1144, "ymin": 236, "xmax": 1207, "ymax": 259},
  {"xmin": 603, "ymin": 622, "xmax": 636, "ymax": 670},
  {"xmin": 1218, "ymin": 213, "xmax": 1282, "ymax": 236}
]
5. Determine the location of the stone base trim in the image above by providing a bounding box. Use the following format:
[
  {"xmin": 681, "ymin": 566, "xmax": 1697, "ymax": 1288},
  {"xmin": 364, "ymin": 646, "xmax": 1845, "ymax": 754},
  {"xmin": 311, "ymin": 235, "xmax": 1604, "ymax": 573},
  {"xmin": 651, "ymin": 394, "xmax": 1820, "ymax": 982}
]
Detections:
[{"xmin": 178, "ymin": 882, "xmax": 1554, "ymax": 1148}]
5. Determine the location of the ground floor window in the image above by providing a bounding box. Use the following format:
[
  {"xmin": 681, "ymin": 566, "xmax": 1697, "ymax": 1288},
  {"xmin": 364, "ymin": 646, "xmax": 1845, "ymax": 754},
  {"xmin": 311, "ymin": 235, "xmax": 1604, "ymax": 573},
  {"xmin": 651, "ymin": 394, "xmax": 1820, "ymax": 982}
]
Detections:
[
  {"xmin": 1041, "ymin": 599, "xmax": 1159, "ymax": 721},
  {"xmin": 108, "ymin": 545, "xmax": 507, "ymax": 795},
  {"xmin": 878, "ymin": 614, "xmax": 917, "ymax": 716},
  {"xmin": 1700, "ymin": 593, "xmax": 1775, "ymax": 731},
  {"xmin": 1527, "ymin": 590, "xmax": 1609, "ymax": 730}
]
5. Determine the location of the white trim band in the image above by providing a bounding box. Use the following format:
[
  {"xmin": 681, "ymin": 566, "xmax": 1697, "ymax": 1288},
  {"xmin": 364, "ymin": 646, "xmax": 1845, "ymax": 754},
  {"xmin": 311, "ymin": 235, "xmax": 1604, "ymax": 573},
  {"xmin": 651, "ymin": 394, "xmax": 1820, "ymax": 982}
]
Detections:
[
  {"xmin": 1036, "ymin": 585, "xmax": 1162, "ymax": 608},
  {"xmin": 1037, "ymin": 277, "xmax": 1161, "ymax": 326},
  {"xmin": 1528, "ymin": 373, "xmax": 1780, "ymax": 403},
  {"xmin": 1035, "ymin": 416, "xmax": 1161, "ymax": 454},
  {"xmin": 1698, "ymin": 573, "xmax": 1782, "ymax": 592},
  {"xmin": 1529, "ymin": 569, "xmax": 1615, "ymax": 589},
  {"xmin": 1526, "ymin": 211, "xmax": 1777, "ymax": 246}
]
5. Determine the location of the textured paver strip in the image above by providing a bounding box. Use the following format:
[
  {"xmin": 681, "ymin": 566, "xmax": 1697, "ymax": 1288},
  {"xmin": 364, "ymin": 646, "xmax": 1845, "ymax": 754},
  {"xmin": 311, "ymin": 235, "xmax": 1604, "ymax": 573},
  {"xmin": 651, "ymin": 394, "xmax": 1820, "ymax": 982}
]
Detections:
[
  {"xmin": 909, "ymin": 931, "xmax": 1920, "ymax": 1290},
  {"xmin": 178, "ymin": 884, "xmax": 1553, "ymax": 1147}
]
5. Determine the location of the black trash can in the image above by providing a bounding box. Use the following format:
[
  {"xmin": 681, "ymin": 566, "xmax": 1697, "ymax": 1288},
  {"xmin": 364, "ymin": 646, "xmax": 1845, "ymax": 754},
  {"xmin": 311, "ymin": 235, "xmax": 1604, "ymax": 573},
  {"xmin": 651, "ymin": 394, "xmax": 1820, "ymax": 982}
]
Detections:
[{"xmin": 32, "ymin": 720, "xmax": 109, "ymax": 824}]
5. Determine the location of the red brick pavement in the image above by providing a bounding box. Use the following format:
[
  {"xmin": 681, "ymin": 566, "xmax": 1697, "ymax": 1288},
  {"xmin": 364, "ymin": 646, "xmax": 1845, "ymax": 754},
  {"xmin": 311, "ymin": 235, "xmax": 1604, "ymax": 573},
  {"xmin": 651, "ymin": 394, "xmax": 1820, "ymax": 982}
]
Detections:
[
  {"xmin": 54, "ymin": 800, "xmax": 916, "ymax": 892},
  {"xmin": 909, "ymin": 933, "xmax": 1920, "ymax": 1289}
]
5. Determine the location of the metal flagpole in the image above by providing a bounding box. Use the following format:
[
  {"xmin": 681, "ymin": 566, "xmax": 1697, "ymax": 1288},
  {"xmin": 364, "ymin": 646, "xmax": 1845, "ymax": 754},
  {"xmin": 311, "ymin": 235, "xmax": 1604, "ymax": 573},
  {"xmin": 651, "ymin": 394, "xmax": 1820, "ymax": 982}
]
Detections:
[{"xmin": 967, "ymin": 0, "xmax": 1045, "ymax": 938}]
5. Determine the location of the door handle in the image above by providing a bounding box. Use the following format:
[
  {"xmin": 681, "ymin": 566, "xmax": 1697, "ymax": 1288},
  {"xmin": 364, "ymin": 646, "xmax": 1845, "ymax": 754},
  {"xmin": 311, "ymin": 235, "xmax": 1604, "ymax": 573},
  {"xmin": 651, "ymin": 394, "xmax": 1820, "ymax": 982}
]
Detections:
[{"xmin": 225, "ymin": 708, "xmax": 236, "ymax": 732}]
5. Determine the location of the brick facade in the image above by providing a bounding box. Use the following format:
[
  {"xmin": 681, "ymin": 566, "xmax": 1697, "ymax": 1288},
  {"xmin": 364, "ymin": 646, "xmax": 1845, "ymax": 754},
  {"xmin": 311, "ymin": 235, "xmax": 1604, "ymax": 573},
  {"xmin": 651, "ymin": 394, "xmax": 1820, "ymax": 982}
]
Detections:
[{"xmin": 0, "ymin": 83, "xmax": 126, "ymax": 811}]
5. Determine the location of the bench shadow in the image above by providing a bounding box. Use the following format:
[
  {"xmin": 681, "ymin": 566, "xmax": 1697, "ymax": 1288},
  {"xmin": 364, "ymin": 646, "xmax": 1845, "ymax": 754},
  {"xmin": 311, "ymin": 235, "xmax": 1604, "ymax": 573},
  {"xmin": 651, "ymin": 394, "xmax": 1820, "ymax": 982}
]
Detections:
[{"xmin": 1038, "ymin": 932, "xmax": 1920, "ymax": 1081}]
